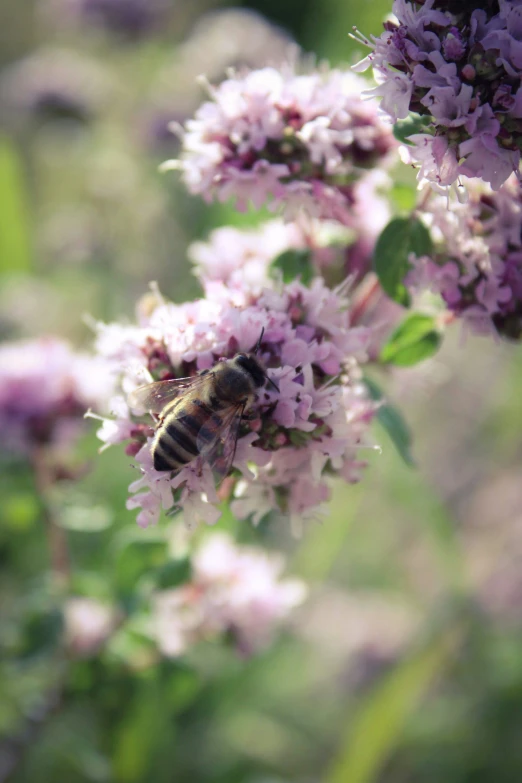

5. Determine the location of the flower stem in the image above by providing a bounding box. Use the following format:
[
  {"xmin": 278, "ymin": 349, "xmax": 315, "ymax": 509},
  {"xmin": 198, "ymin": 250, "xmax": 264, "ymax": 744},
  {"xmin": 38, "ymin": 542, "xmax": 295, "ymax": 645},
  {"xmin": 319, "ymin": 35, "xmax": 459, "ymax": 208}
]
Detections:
[{"xmin": 32, "ymin": 447, "xmax": 71, "ymax": 588}]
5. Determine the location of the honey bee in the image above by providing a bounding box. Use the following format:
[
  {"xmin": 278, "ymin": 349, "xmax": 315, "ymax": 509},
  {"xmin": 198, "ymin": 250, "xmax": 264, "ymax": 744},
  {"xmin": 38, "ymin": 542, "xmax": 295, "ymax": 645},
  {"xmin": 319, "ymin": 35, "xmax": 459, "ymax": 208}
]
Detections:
[{"xmin": 128, "ymin": 329, "xmax": 277, "ymax": 477}]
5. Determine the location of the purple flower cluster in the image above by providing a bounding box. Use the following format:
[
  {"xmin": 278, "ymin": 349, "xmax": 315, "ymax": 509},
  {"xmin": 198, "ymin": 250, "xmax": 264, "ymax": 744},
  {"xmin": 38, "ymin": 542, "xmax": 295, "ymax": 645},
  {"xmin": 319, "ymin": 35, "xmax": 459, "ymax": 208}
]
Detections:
[
  {"xmin": 0, "ymin": 337, "xmax": 113, "ymax": 456},
  {"xmin": 93, "ymin": 253, "xmax": 377, "ymax": 530},
  {"xmin": 153, "ymin": 533, "xmax": 306, "ymax": 656},
  {"xmin": 407, "ymin": 175, "xmax": 522, "ymax": 338},
  {"xmin": 164, "ymin": 63, "xmax": 396, "ymax": 221},
  {"xmin": 355, "ymin": 0, "xmax": 522, "ymax": 190}
]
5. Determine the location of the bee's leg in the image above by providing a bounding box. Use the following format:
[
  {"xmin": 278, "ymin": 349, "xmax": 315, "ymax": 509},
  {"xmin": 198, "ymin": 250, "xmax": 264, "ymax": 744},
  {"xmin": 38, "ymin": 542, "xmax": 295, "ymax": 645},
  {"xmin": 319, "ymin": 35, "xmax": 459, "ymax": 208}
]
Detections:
[{"xmin": 194, "ymin": 456, "xmax": 204, "ymax": 478}]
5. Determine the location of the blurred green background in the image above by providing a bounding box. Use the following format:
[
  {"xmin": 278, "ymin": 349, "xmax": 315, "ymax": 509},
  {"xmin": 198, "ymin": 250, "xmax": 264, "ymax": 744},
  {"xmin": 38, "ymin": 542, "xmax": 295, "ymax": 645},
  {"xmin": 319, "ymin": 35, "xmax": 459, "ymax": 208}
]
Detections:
[{"xmin": 3, "ymin": 1, "xmax": 522, "ymax": 782}]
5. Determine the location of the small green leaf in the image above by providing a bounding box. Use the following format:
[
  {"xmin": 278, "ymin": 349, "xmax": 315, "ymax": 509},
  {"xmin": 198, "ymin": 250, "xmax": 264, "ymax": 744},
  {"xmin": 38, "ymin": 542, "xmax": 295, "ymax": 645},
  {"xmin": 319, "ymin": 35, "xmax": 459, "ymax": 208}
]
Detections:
[
  {"xmin": 155, "ymin": 557, "xmax": 192, "ymax": 590},
  {"xmin": 380, "ymin": 313, "xmax": 442, "ymax": 366},
  {"xmin": 115, "ymin": 539, "xmax": 168, "ymax": 595},
  {"xmin": 364, "ymin": 377, "xmax": 415, "ymax": 467},
  {"xmin": 373, "ymin": 217, "xmax": 432, "ymax": 306},
  {"xmin": 393, "ymin": 114, "xmax": 431, "ymax": 145},
  {"xmin": 389, "ymin": 183, "xmax": 417, "ymax": 213},
  {"xmin": 270, "ymin": 248, "xmax": 314, "ymax": 285},
  {"xmin": 410, "ymin": 218, "xmax": 433, "ymax": 257},
  {"xmin": 20, "ymin": 607, "xmax": 63, "ymax": 658},
  {"xmin": 0, "ymin": 135, "xmax": 32, "ymax": 275}
]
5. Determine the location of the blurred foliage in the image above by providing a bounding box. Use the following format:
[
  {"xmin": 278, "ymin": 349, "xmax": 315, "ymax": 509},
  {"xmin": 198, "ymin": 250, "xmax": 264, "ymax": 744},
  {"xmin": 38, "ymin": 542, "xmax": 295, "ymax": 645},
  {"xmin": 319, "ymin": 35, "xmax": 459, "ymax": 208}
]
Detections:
[{"xmin": 2, "ymin": 1, "xmax": 522, "ymax": 783}]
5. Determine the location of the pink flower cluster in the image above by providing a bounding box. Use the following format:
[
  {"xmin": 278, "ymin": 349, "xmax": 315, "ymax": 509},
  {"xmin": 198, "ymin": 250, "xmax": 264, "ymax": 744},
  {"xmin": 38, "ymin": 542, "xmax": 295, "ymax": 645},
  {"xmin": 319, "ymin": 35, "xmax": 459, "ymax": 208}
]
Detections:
[
  {"xmin": 188, "ymin": 219, "xmax": 308, "ymax": 302},
  {"xmin": 63, "ymin": 597, "xmax": 116, "ymax": 657},
  {"xmin": 189, "ymin": 195, "xmax": 390, "ymax": 300},
  {"xmin": 407, "ymin": 175, "xmax": 522, "ymax": 338},
  {"xmin": 355, "ymin": 0, "xmax": 522, "ymax": 190},
  {"xmin": 153, "ymin": 533, "xmax": 306, "ymax": 656},
  {"xmin": 93, "ymin": 251, "xmax": 377, "ymax": 530},
  {"xmin": 0, "ymin": 337, "xmax": 113, "ymax": 456},
  {"xmin": 164, "ymin": 62, "xmax": 396, "ymax": 221}
]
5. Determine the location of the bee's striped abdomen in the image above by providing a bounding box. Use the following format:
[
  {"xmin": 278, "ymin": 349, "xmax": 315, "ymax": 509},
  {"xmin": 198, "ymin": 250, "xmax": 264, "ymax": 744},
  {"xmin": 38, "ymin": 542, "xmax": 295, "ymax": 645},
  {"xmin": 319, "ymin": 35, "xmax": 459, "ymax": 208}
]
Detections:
[{"xmin": 152, "ymin": 399, "xmax": 224, "ymax": 473}]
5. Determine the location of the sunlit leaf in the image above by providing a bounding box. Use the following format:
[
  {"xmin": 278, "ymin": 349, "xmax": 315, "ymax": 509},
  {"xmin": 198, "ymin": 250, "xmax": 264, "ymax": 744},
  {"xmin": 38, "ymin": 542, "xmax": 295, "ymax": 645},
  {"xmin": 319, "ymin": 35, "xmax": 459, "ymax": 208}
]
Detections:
[
  {"xmin": 0, "ymin": 135, "xmax": 31, "ymax": 274},
  {"xmin": 373, "ymin": 217, "xmax": 433, "ymax": 306},
  {"xmin": 270, "ymin": 248, "xmax": 314, "ymax": 285},
  {"xmin": 155, "ymin": 557, "xmax": 192, "ymax": 590},
  {"xmin": 380, "ymin": 313, "xmax": 442, "ymax": 366},
  {"xmin": 2, "ymin": 492, "xmax": 39, "ymax": 531},
  {"xmin": 393, "ymin": 114, "xmax": 432, "ymax": 145},
  {"xmin": 389, "ymin": 182, "xmax": 417, "ymax": 213},
  {"xmin": 114, "ymin": 538, "xmax": 168, "ymax": 595}
]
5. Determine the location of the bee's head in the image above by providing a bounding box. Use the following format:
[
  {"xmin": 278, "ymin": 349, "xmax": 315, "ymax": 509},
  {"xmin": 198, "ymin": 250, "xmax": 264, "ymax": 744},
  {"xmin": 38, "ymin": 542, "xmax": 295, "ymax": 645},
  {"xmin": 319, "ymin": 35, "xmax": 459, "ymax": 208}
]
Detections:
[{"xmin": 234, "ymin": 353, "xmax": 266, "ymax": 388}]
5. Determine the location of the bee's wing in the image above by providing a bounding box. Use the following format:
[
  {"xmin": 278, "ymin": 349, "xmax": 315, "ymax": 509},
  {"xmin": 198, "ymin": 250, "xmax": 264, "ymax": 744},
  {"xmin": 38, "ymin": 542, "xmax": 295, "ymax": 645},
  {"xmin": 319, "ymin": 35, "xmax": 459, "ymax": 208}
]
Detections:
[
  {"xmin": 196, "ymin": 402, "xmax": 246, "ymax": 480},
  {"xmin": 128, "ymin": 374, "xmax": 209, "ymax": 414}
]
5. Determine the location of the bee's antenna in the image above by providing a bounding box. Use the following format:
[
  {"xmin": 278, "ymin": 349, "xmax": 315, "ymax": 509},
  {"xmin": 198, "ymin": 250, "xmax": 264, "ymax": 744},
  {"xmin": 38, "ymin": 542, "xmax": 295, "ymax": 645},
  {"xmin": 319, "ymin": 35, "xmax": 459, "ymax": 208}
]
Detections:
[
  {"xmin": 265, "ymin": 375, "xmax": 279, "ymax": 392},
  {"xmin": 253, "ymin": 327, "xmax": 265, "ymax": 355}
]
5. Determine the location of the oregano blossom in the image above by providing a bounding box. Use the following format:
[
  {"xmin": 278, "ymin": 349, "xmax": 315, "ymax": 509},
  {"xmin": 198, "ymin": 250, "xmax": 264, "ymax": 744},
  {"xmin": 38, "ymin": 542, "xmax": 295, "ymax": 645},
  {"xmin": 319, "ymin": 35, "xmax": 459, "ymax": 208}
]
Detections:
[
  {"xmin": 0, "ymin": 337, "xmax": 113, "ymax": 456},
  {"xmin": 153, "ymin": 532, "xmax": 306, "ymax": 656},
  {"xmin": 355, "ymin": 0, "xmax": 522, "ymax": 190},
  {"xmin": 407, "ymin": 175, "xmax": 522, "ymax": 338},
  {"xmin": 92, "ymin": 264, "xmax": 378, "ymax": 531},
  {"xmin": 163, "ymin": 62, "xmax": 396, "ymax": 221}
]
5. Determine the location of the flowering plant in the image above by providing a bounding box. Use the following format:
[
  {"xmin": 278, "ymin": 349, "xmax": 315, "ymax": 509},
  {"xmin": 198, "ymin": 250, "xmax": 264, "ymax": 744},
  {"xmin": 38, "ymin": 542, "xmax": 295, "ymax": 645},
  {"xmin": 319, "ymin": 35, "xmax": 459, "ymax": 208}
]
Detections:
[
  {"xmin": 153, "ymin": 532, "xmax": 306, "ymax": 656},
  {"xmin": 93, "ymin": 250, "xmax": 378, "ymax": 531},
  {"xmin": 4, "ymin": 2, "xmax": 522, "ymax": 781},
  {"xmin": 355, "ymin": 0, "xmax": 522, "ymax": 191},
  {"xmin": 407, "ymin": 175, "xmax": 522, "ymax": 338},
  {"xmin": 0, "ymin": 337, "xmax": 112, "ymax": 458},
  {"xmin": 163, "ymin": 62, "xmax": 396, "ymax": 221}
]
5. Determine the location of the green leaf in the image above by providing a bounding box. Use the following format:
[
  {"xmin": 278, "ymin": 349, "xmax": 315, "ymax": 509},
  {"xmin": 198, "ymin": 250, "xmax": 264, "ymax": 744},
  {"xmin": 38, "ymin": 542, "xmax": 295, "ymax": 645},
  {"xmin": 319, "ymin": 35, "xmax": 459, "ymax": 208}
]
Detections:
[
  {"xmin": 20, "ymin": 607, "xmax": 63, "ymax": 658},
  {"xmin": 364, "ymin": 377, "xmax": 415, "ymax": 467},
  {"xmin": 155, "ymin": 557, "xmax": 192, "ymax": 590},
  {"xmin": 113, "ymin": 679, "xmax": 174, "ymax": 783},
  {"xmin": 393, "ymin": 114, "xmax": 431, "ymax": 145},
  {"xmin": 270, "ymin": 248, "xmax": 314, "ymax": 285},
  {"xmin": 326, "ymin": 634, "xmax": 455, "ymax": 783},
  {"xmin": 389, "ymin": 183, "xmax": 417, "ymax": 213},
  {"xmin": 409, "ymin": 218, "xmax": 433, "ymax": 257},
  {"xmin": 0, "ymin": 135, "xmax": 32, "ymax": 275},
  {"xmin": 373, "ymin": 217, "xmax": 432, "ymax": 306},
  {"xmin": 380, "ymin": 313, "xmax": 442, "ymax": 366},
  {"xmin": 162, "ymin": 662, "xmax": 202, "ymax": 712},
  {"xmin": 115, "ymin": 539, "xmax": 168, "ymax": 595}
]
